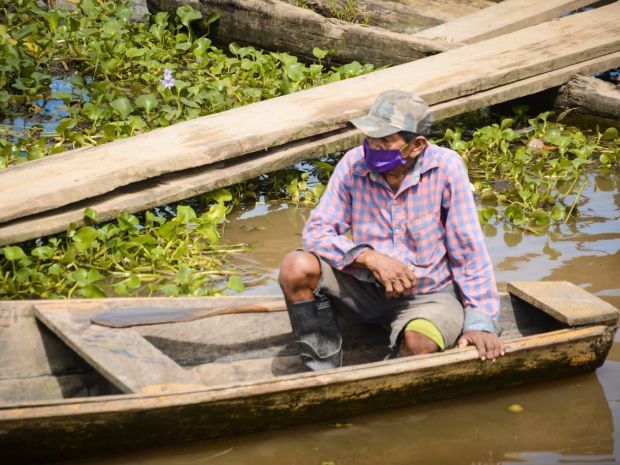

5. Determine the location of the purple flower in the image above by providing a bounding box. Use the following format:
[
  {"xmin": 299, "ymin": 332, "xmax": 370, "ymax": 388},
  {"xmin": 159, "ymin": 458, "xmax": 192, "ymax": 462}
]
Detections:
[{"xmin": 160, "ymin": 69, "xmax": 175, "ymax": 89}]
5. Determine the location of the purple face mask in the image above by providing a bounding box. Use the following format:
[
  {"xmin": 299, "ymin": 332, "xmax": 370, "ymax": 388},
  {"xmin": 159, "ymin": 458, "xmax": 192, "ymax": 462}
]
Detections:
[{"xmin": 363, "ymin": 139, "xmax": 408, "ymax": 173}]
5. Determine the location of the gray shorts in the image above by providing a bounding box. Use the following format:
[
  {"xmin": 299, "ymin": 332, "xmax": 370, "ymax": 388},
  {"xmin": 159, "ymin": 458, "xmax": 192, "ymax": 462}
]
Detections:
[{"xmin": 313, "ymin": 256, "xmax": 465, "ymax": 351}]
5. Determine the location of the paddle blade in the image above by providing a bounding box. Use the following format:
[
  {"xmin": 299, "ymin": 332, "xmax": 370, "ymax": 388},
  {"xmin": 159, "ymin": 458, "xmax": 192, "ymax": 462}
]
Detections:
[{"xmin": 91, "ymin": 307, "xmax": 205, "ymax": 328}]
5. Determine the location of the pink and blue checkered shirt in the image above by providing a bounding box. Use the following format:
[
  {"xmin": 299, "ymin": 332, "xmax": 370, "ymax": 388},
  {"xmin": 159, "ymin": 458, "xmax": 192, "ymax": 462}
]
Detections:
[{"xmin": 303, "ymin": 142, "xmax": 500, "ymax": 333}]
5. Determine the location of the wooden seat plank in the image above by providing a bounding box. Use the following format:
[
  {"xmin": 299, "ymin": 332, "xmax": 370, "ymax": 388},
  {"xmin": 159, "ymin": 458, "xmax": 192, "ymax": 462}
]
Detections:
[
  {"xmin": 507, "ymin": 281, "xmax": 620, "ymax": 326},
  {"xmin": 34, "ymin": 305, "xmax": 205, "ymax": 395}
]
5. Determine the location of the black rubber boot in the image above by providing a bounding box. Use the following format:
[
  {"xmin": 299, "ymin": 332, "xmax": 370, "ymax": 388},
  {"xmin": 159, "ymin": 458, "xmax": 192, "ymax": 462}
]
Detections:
[{"xmin": 287, "ymin": 295, "xmax": 343, "ymax": 371}]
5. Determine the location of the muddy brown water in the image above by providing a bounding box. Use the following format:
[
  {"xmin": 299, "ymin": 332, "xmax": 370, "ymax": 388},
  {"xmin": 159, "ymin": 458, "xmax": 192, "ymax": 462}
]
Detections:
[{"xmin": 68, "ymin": 171, "xmax": 620, "ymax": 465}]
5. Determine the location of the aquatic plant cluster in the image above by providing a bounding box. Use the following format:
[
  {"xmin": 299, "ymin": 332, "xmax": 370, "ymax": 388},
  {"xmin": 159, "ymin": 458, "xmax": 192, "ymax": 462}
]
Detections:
[
  {"xmin": 440, "ymin": 109, "xmax": 619, "ymax": 232},
  {"xmin": 0, "ymin": 0, "xmax": 373, "ymax": 299},
  {"xmin": 0, "ymin": 1, "xmax": 618, "ymax": 300},
  {"xmin": 0, "ymin": 0, "xmax": 373, "ymax": 168}
]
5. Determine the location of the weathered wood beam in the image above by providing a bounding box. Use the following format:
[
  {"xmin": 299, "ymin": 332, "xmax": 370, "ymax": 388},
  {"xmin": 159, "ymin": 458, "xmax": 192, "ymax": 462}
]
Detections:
[
  {"xmin": 146, "ymin": 0, "xmax": 460, "ymax": 65},
  {"xmin": 0, "ymin": 4, "xmax": 619, "ymax": 229},
  {"xmin": 0, "ymin": 49, "xmax": 618, "ymax": 245},
  {"xmin": 415, "ymin": 0, "xmax": 599, "ymax": 44},
  {"xmin": 508, "ymin": 281, "xmax": 620, "ymax": 326},
  {"xmin": 278, "ymin": 0, "xmax": 493, "ymax": 34},
  {"xmin": 554, "ymin": 73, "xmax": 620, "ymax": 120},
  {"xmin": 34, "ymin": 303, "xmax": 206, "ymax": 394}
]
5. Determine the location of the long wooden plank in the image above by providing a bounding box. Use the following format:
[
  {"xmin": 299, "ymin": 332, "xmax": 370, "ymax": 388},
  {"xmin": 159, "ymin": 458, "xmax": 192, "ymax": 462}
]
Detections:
[
  {"xmin": 0, "ymin": 4, "xmax": 619, "ymax": 225},
  {"xmin": 507, "ymin": 281, "xmax": 620, "ymax": 326},
  {"xmin": 415, "ymin": 0, "xmax": 598, "ymax": 44},
  {"xmin": 1, "ymin": 50, "xmax": 618, "ymax": 245},
  {"xmin": 34, "ymin": 304, "xmax": 206, "ymax": 394}
]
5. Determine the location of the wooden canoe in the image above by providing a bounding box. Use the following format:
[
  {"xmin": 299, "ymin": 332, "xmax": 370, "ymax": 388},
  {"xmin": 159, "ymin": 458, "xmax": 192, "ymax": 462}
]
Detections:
[{"xmin": 0, "ymin": 281, "xmax": 617, "ymax": 463}]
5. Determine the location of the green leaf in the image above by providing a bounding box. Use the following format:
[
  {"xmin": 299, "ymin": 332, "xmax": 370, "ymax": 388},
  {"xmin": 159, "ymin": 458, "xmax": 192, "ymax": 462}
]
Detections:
[
  {"xmin": 84, "ymin": 207, "xmax": 98, "ymax": 221},
  {"xmin": 551, "ymin": 204, "xmax": 565, "ymax": 221},
  {"xmin": 14, "ymin": 23, "xmax": 37, "ymax": 41},
  {"xmin": 72, "ymin": 268, "xmax": 103, "ymax": 286},
  {"xmin": 504, "ymin": 204, "xmax": 525, "ymax": 224},
  {"xmin": 32, "ymin": 246, "xmax": 54, "ymax": 260},
  {"xmin": 206, "ymin": 203, "xmax": 226, "ymax": 224},
  {"xmin": 227, "ymin": 275, "xmax": 245, "ymax": 293},
  {"xmin": 175, "ymin": 265, "xmax": 193, "ymax": 285},
  {"xmin": 532, "ymin": 209, "xmax": 550, "ymax": 227},
  {"xmin": 2, "ymin": 246, "xmax": 26, "ymax": 261},
  {"xmin": 114, "ymin": 282, "xmax": 128, "ymax": 296},
  {"xmin": 80, "ymin": 284, "xmax": 106, "ymax": 298},
  {"xmin": 110, "ymin": 97, "xmax": 133, "ymax": 119},
  {"xmin": 161, "ymin": 283, "xmax": 179, "ymax": 296},
  {"xmin": 73, "ymin": 226, "xmax": 98, "ymax": 248},
  {"xmin": 126, "ymin": 274, "xmax": 141, "ymax": 289},
  {"xmin": 205, "ymin": 188, "xmax": 233, "ymax": 204},
  {"xmin": 286, "ymin": 63, "xmax": 306, "ymax": 82},
  {"xmin": 177, "ymin": 5, "xmax": 202, "ymax": 29},
  {"xmin": 312, "ymin": 47, "xmax": 333, "ymax": 60},
  {"xmin": 51, "ymin": 91, "xmax": 73, "ymax": 103},
  {"xmin": 126, "ymin": 47, "xmax": 146, "ymax": 58},
  {"xmin": 193, "ymin": 37, "xmax": 211, "ymax": 57},
  {"xmin": 176, "ymin": 205, "xmax": 197, "ymax": 224},
  {"xmin": 601, "ymin": 127, "xmax": 618, "ymax": 141}
]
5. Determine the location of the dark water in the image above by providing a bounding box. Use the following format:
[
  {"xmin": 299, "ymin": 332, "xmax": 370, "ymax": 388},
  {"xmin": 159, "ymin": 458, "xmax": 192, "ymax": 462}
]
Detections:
[{"xmin": 69, "ymin": 171, "xmax": 620, "ymax": 465}]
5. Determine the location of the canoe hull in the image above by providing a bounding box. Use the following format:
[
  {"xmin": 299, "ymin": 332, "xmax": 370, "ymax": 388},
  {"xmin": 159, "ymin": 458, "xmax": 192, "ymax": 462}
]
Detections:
[{"xmin": 0, "ymin": 324, "xmax": 615, "ymax": 463}]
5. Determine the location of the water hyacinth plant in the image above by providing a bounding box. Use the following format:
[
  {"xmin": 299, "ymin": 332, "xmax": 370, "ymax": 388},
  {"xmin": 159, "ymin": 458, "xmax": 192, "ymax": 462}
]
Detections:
[
  {"xmin": 0, "ymin": 0, "xmax": 374, "ymax": 169},
  {"xmin": 0, "ymin": 202, "xmax": 246, "ymax": 300}
]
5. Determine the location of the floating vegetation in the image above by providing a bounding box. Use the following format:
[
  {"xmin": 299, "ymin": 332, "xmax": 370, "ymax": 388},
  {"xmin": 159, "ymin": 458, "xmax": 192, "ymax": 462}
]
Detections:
[
  {"xmin": 0, "ymin": 201, "xmax": 247, "ymax": 299},
  {"xmin": 0, "ymin": 0, "xmax": 374, "ymax": 168},
  {"xmin": 439, "ymin": 107, "xmax": 619, "ymax": 232}
]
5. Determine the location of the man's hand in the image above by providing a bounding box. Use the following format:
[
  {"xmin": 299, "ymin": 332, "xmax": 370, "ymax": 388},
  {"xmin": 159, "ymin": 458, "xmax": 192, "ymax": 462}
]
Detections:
[
  {"xmin": 355, "ymin": 249, "xmax": 417, "ymax": 299},
  {"xmin": 457, "ymin": 331, "xmax": 505, "ymax": 361}
]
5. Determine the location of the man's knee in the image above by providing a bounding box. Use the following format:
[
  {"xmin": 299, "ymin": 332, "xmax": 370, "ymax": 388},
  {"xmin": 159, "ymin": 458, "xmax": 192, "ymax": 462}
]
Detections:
[
  {"xmin": 278, "ymin": 251, "xmax": 321, "ymax": 292},
  {"xmin": 399, "ymin": 330, "xmax": 439, "ymax": 357}
]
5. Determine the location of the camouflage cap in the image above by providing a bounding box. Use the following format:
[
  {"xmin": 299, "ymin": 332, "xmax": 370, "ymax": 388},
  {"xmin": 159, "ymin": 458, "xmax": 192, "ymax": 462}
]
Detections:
[{"xmin": 350, "ymin": 90, "xmax": 432, "ymax": 138}]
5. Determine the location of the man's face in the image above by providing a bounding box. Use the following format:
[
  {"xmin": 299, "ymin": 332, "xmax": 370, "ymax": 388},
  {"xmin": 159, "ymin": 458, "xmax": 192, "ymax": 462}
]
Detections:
[{"xmin": 366, "ymin": 133, "xmax": 426, "ymax": 160}]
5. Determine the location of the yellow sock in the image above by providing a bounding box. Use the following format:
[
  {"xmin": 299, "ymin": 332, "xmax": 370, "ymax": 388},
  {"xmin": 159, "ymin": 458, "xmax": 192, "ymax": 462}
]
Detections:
[{"xmin": 405, "ymin": 318, "xmax": 445, "ymax": 351}]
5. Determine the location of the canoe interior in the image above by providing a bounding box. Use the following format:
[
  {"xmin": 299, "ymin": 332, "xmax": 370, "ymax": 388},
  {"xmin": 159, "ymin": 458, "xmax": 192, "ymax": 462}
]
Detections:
[{"xmin": 0, "ymin": 293, "xmax": 569, "ymax": 404}]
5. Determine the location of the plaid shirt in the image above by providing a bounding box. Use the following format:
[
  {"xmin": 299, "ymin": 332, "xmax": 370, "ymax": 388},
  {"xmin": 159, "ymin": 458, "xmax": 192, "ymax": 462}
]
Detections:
[{"xmin": 303, "ymin": 143, "xmax": 500, "ymax": 333}]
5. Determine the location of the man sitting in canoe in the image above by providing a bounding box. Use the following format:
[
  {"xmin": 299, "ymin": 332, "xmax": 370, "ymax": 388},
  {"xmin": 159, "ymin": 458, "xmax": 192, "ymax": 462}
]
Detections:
[{"xmin": 279, "ymin": 90, "xmax": 504, "ymax": 371}]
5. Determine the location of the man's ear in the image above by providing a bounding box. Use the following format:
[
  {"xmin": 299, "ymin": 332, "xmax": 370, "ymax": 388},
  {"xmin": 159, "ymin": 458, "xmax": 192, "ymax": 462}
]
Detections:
[{"xmin": 407, "ymin": 136, "xmax": 427, "ymax": 158}]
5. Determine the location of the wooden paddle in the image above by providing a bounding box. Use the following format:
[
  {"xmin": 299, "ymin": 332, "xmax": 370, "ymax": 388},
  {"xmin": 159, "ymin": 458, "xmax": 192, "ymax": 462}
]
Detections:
[{"xmin": 91, "ymin": 300, "xmax": 287, "ymax": 328}]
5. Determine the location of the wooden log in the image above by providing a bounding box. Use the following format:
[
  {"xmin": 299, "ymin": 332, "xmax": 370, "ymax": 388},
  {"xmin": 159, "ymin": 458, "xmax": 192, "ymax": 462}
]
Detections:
[
  {"xmin": 0, "ymin": 4, "xmax": 619, "ymax": 227},
  {"xmin": 507, "ymin": 281, "xmax": 620, "ymax": 326},
  {"xmin": 278, "ymin": 0, "xmax": 493, "ymax": 34},
  {"xmin": 146, "ymin": 0, "xmax": 460, "ymax": 66},
  {"xmin": 0, "ymin": 50, "xmax": 618, "ymax": 245},
  {"xmin": 415, "ymin": 0, "xmax": 599, "ymax": 43},
  {"xmin": 554, "ymin": 73, "xmax": 620, "ymax": 120},
  {"xmin": 34, "ymin": 304, "xmax": 207, "ymax": 394}
]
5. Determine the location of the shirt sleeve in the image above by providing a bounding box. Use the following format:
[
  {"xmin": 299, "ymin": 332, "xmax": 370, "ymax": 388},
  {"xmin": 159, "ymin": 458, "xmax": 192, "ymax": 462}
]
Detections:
[
  {"xmin": 442, "ymin": 155, "xmax": 501, "ymax": 334},
  {"xmin": 303, "ymin": 153, "xmax": 370, "ymax": 270}
]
